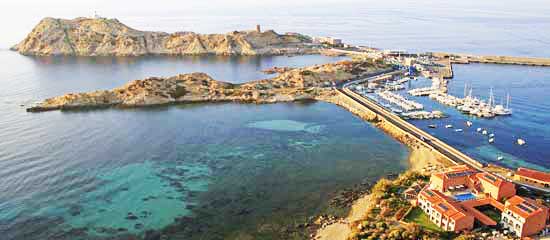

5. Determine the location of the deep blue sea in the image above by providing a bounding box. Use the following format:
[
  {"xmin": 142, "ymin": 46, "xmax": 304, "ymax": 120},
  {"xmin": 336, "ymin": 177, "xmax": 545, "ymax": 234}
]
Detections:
[
  {"xmin": 1, "ymin": 2, "xmax": 550, "ymax": 239},
  {"xmin": 403, "ymin": 64, "xmax": 550, "ymax": 171}
]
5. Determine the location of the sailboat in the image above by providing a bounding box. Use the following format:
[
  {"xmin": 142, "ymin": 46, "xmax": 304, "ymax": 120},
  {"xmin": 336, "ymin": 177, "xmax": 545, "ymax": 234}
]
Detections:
[{"xmin": 494, "ymin": 93, "xmax": 512, "ymax": 115}]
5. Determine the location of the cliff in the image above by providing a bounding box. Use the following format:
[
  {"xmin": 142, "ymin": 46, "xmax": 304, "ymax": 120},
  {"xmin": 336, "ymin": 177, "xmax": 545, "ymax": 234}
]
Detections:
[
  {"xmin": 27, "ymin": 60, "xmax": 387, "ymax": 112},
  {"xmin": 12, "ymin": 17, "xmax": 314, "ymax": 56}
]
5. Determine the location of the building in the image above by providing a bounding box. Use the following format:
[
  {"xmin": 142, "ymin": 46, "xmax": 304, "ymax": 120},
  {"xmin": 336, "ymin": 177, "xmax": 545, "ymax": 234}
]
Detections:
[
  {"xmin": 429, "ymin": 165, "xmax": 477, "ymax": 192},
  {"xmin": 256, "ymin": 25, "xmax": 261, "ymax": 33},
  {"xmin": 514, "ymin": 167, "xmax": 550, "ymax": 188},
  {"xmin": 312, "ymin": 37, "xmax": 342, "ymax": 46},
  {"xmin": 418, "ymin": 188, "xmax": 474, "ymax": 231},
  {"xmin": 416, "ymin": 165, "xmax": 549, "ymax": 237},
  {"xmin": 476, "ymin": 172, "xmax": 516, "ymax": 201},
  {"xmin": 501, "ymin": 196, "xmax": 548, "ymax": 237}
]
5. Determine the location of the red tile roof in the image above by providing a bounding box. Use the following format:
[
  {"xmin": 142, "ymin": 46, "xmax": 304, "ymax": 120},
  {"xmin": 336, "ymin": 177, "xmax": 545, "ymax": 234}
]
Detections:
[
  {"xmin": 516, "ymin": 168, "xmax": 550, "ymax": 183},
  {"xmin": 505, "ymin": 195, "xmax": 546, "ymax": 219}
]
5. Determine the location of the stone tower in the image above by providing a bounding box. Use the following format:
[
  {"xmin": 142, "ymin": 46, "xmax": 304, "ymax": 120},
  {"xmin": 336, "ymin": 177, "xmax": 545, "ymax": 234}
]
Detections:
[{"xmin": 256, "ymin": 25, "xmax": 261, "ymax": 33}]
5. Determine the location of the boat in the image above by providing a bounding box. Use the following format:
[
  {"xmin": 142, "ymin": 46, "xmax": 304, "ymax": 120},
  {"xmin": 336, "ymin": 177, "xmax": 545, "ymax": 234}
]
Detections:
[
  {"xmin": 445, "ymin": 124, "xmax": 453, "ymax": 129},
  {"xmin": 428, "ymin": 124, "xmax": 437, "ymax": 128},
  {"xmin": 455, "ymin": 129, "xmax": 463, "ymax": 132},
  {"xmin": 482, "ymin": 130, "xmax": 488, "ymax": 135},
  {"xmin": 497, "ymin": 156, "xmax": 504, "ymax": 161},
  {"xmin": 476, "ymin": 128, "xmax": 482, "ymax": 132},
  {"xmin": 466, "ymin": 121, "xmax": 473, "ymax": 127},
  {"xmin": 489, "ymin": 138, "xmax": 494, "ymax": 143},
  {"xmin": 494, "ymin": 93, "xmax": 512, "ymax": 115},
  {"xmin": 517, "ymin": 138, "xmax": 526, "ymax": 146},
  {"xmin": 489, "ymin": 133, "xmax": 495, "ymax": 138}
]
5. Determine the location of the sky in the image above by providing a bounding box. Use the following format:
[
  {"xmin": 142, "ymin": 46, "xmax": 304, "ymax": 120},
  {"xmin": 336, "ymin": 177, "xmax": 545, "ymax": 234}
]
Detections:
[{"xmin": 1, "ymin": 0, "xmax": 549, "ymax": 49}]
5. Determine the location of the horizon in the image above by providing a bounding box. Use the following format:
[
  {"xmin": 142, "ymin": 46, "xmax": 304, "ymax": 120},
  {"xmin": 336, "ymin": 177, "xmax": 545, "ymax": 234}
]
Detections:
[{"xmin": 2, "ymin": 0, "xmax": 550, "ymax": 53}]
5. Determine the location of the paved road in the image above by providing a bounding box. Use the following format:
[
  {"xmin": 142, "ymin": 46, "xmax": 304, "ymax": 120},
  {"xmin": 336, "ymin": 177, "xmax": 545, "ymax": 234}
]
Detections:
[{"xmin": 338, "ymin": 74, "xmax": 550, "ymax": 194}]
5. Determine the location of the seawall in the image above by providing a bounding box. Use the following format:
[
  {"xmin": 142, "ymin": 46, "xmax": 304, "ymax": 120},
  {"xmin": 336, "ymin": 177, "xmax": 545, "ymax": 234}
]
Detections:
[{"xmin": 318, "ymin": 91, "xmax": 453, "ymax": 170}]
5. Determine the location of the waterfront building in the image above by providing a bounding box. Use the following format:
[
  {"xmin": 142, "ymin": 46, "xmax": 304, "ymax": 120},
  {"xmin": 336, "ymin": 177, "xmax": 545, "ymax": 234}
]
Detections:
[
  {"xmin": 475, "ymin": 172, "xmax": 516, "ymax": 201},
  {"xmin": 312, "ymin": 37, "xmax": 342, "ymax": 46},
  {"xmin": 417, "ymin": 188, "xmax": 474, "ymax": 231},
  {"xmin": 416, "ymin": 165, "xmax": 550, "ymax": 237},
  {"xmin": 514, "ymin": 167, "xmax": 550, "ymax": 188},
  {"xmin": 501, "ymin": 196, "xmax": 548, "ymax": 237},
  {"xmin": 429, "ymin": 165, "xmax": 477, "ymax": 193}
]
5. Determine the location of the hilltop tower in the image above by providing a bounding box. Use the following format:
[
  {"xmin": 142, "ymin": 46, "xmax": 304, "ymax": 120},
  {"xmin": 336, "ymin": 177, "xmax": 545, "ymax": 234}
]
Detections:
[{"xmin": 256, "ymin": 24, "xmax": 261, "ymax": 33}]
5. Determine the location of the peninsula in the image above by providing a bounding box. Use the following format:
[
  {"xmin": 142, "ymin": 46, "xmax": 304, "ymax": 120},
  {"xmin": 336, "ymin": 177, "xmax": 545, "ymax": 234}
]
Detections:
[
  {"xmin": 11, "ymin": 17, "xmax": 314, "ymax": 56},
  {"xmin": 26, "ymin": 60, "xmax": 383, "ymax": 112}
]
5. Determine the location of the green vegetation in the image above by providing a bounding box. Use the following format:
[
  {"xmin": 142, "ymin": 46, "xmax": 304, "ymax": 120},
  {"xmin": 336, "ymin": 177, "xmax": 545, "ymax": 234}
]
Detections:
[
  {"xmin": 404, "ymin": 207, "xmax": 441, "ymax": 232},
  {"xmin": 349, "ymin": 171, "xmax": 443, "ymax": 240},
  {"xmin": 475, "ymin": 205, "xmax": 501, "ymax": 222}
]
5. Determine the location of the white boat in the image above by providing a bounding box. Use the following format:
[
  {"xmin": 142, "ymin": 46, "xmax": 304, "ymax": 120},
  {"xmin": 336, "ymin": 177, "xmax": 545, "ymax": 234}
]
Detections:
[
  {"xmin": 445, "ymin": 124, "xmax": 453, "ymax": 128},
  {"xmin": 489, "ymin": 138, "xmax": 494, "ymax": 143},
  {"xmin": 497, "ymin": 156, "xmax": 504, "ymax": 161},
  {"xmin": 476, "ymin": 128, "xmax": 482, "ymax": 132},
  {"xmin": 517, "ymin": 138, "xmax": 526, "ymax": 146},
  {"xmin": 489, "ymin": 133, "xmax": 495, "ymax": 138},
  {"xmin": 466, "ymin": 121, "xmax": 473, "ymax": 127},
  {"xmin": 494, "ymin": 93, "xmax": 512, "ymax": 116},
  {"xmin": 455, "ymin": 129, "xmax": 463, "ymax": 132},
  {"xmin": 482, "ymin": 130, "xmax": 488, "ymax": 135},
  {"xmin": 428, "ymin": 124, "xmax": 437, "ymax": 128}
]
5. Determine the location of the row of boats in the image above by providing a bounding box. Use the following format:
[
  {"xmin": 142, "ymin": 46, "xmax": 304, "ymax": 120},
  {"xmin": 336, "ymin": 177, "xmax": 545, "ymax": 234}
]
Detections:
[
  {"xmin": 376, "ymin": 91, "xmax": 424, "ymax": 112},
  {"xmin": 409, "ymin": 84, "xmax": 512, "ymax": 118}
]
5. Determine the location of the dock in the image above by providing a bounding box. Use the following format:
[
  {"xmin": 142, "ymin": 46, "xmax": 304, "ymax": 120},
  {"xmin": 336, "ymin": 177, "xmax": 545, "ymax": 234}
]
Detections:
[{"xmin": 337, "ymin": 72, "xmax": 550, "ymax": 194}]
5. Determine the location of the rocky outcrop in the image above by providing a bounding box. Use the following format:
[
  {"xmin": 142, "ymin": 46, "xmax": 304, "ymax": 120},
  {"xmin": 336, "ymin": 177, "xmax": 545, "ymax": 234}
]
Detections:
[
  {"xmin": 27, "ymin": 60, "xmax": 387, "ymax": 112},
  {"xmin": 12, "ymin": 17, "xmax": 314, "ymax": 56}
]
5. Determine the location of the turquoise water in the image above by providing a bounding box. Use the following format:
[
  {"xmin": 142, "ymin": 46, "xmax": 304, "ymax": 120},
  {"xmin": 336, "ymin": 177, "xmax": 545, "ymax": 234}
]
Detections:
[{"xmin": 0, "ymin": 51, "xmax": 409, "ymax": 239}]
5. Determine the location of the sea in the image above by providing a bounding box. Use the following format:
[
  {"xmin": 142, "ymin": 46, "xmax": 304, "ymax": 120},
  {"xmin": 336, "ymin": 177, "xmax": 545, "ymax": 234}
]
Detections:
[{"xmin": 1, "ymin": 2, "xmax": 550, "ymax": 239}]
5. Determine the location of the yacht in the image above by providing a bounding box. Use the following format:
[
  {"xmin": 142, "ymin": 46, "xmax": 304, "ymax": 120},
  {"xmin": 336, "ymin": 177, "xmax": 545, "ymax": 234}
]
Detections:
[
  {"xmin": 455, "ymin": 129, "xmax": 463, "ymax": 132},
  {"xmin": 494, "ymin": 93, "xmax": 512, "ymax": 116},
  {"xmin": 445, "ymin": 124, "xmax": 453, "ymax": 129},
  {"xmin": 476, "ymin": 128, "xmax": 482, "ymax": 132},
  {"xmin": 489, "ymin": 138, "xmax": 494, "ymax": 144},
  {"xmin": 482, "ymin": 130, "xmax": 488, "ymax": 135},
  {"xmin": 489, "ymin": 133, "xmax": 495, "ymax": 138},
  {"xmin": 517, "ymin": 138, "xmax": 526, "ymax": 146},
  {"xmin": 466, "ymin": 121, "xmax": 473, "ymax": 127},
  {"xmin": 428, "ymin": 124, "xmax": 437, "ymax": 128},
  {"xmin": 497, "ymin": 156, "xmax": 504, "ymax": 161}
]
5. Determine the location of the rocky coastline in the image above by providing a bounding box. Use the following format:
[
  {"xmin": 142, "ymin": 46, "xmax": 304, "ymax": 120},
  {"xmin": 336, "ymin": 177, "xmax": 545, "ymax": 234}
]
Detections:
[
  {"xmin": 12, "ymin": 17, "xmax": 316, "ymax": 57},
  {"xmin": 27, "ymin": 60, "xmax": 385, "ymax": 112}
]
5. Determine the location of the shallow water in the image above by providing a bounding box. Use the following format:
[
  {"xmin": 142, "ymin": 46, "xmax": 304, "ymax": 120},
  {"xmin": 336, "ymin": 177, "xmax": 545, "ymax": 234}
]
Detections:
[{"xmin": 0, "ymin": 51, "xmax": 409, "ymax": 239}]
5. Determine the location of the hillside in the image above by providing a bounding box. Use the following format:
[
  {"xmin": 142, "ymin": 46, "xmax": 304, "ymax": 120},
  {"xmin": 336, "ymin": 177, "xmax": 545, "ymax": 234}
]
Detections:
[{"xmin": 12, "ymin": 17, "xmax": 314, "ymax": 56}]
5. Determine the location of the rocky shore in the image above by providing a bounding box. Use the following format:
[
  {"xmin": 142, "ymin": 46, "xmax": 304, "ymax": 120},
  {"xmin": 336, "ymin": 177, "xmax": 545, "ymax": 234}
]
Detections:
[
  {"xmin": 27, "ymin": 60, "xmax": 386, "ymax": 112},
  {"xmin": 12, "ymin": 17, "xmax": 315, "ymax": 56}
]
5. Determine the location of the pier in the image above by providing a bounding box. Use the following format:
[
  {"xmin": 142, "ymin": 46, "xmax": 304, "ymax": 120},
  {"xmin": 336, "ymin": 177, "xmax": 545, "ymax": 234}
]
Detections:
[{"xmin": 337, "ymin": 72, "xmax": 550, "ymax": 194}]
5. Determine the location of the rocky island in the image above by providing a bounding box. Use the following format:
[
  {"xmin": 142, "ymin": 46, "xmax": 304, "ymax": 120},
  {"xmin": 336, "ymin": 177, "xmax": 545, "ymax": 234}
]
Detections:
[
  {"xmin": 27, "ymin": 60, "xmax": 385, "ymax": 112},
  {"xmin": 12, "ymin": 17, "xmax": 314, "ymax": 56}
]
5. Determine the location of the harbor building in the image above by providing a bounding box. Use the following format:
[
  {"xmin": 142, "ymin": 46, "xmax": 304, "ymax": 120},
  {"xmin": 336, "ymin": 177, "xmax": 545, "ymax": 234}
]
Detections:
[
  {"xmin": 501, "ymin": 196, "xmax": 548, "ymax": 237},
  {"xmin": 514, "ymin": 167, "xmax": 550, "ymax": 188},
  {"xmin": 312, "ymin": 37, "xmax": 342, "ymax": 46},
  {"xmin": 416, "ymin": 165, "xmax": 550, "ymax": 237}
]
